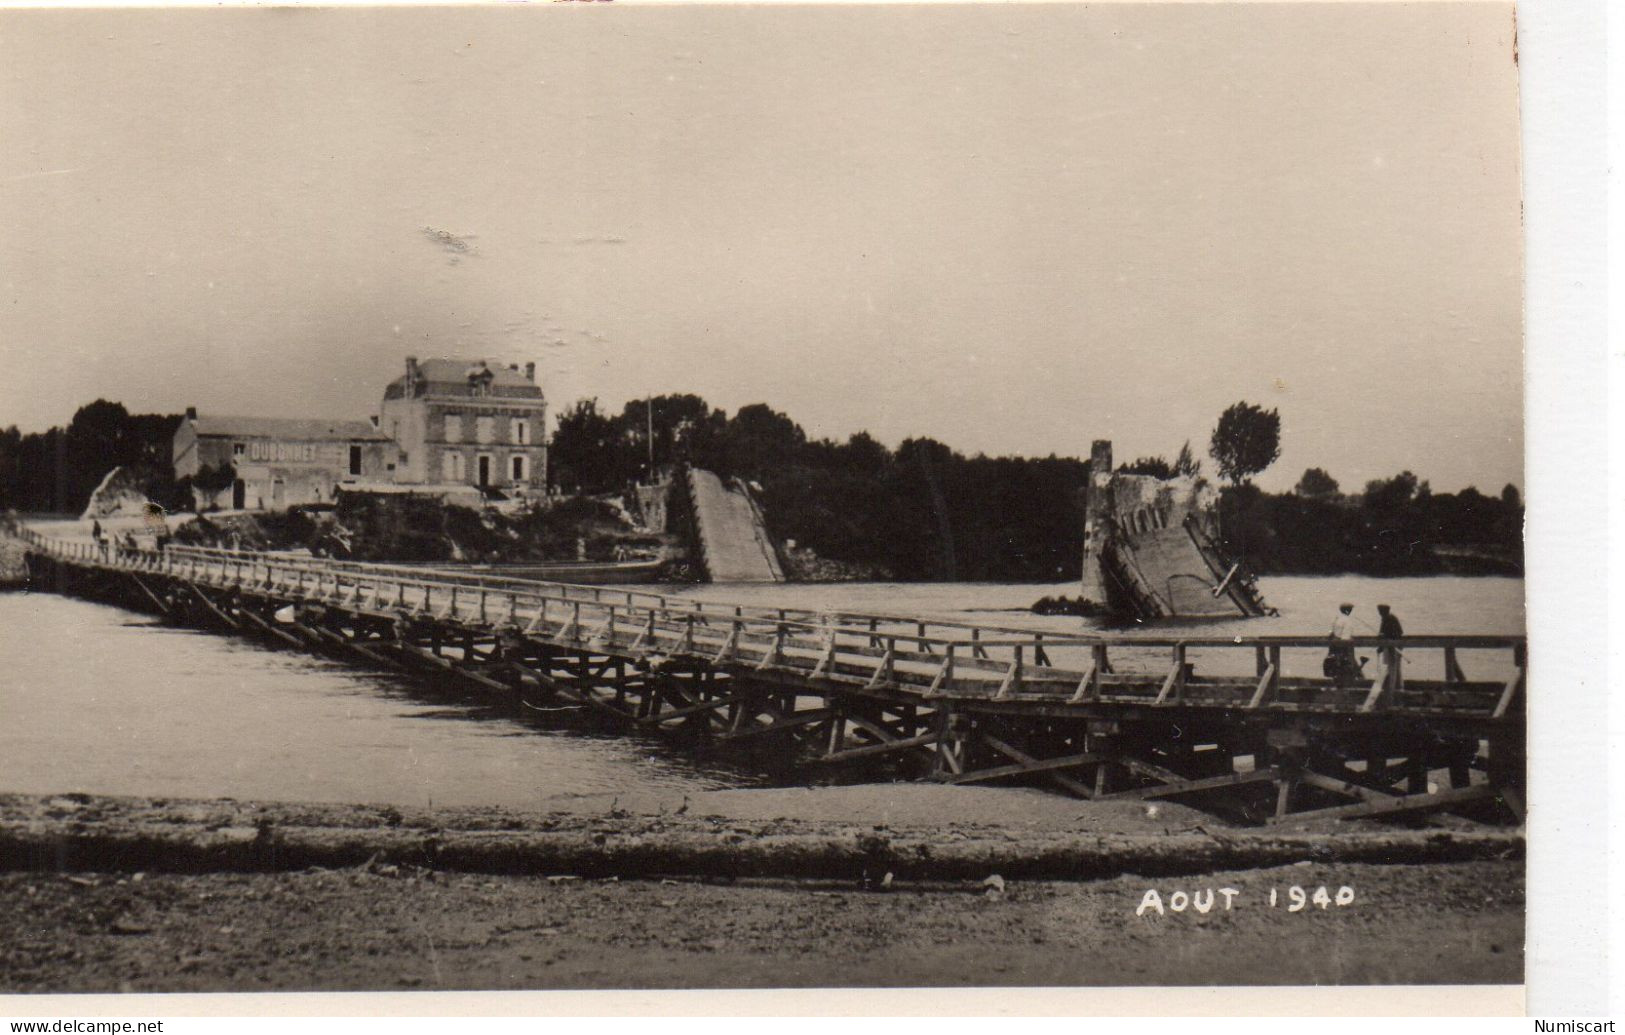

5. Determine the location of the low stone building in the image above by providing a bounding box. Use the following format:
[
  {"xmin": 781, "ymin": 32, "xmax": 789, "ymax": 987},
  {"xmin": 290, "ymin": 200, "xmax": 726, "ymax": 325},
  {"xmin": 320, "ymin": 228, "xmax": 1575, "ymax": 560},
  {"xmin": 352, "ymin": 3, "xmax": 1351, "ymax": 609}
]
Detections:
[{"xmin": 172, "ymin": 410, "xmax": 397, "ymax": 511}]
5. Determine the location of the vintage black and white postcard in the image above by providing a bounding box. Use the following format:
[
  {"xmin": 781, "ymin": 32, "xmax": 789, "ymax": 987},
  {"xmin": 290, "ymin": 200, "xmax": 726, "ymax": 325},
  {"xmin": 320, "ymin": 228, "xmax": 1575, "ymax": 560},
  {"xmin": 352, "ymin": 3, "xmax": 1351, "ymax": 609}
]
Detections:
[{"xmin": 0, "ymin": 0, "xmax": 1539, "ymax": 1015}]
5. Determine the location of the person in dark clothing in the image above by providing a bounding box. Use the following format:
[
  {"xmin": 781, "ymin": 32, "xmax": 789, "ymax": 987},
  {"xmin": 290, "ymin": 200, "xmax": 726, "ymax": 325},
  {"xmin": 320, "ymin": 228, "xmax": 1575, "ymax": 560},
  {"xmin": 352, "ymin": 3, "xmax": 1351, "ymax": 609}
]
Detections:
[
  {"xmin": 1377, "ymin": 604, "xmax": 1403, "ymax": 639},
  {"xmin": 1376, "ymin": 604, "xmax": 1404, "ymax": 688}
]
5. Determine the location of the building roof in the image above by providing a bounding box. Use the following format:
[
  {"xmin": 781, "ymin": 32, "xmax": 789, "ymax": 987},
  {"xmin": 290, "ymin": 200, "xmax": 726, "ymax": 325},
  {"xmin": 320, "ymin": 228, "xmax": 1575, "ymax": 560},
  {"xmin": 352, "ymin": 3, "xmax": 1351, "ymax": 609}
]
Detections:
[
  {"xmin": 186, "ymin": 416, "xmax": 391, "ymax": 442},
  {"xmin": 383, "ymin": 358, "xmax": 544, "ymax": 401}
]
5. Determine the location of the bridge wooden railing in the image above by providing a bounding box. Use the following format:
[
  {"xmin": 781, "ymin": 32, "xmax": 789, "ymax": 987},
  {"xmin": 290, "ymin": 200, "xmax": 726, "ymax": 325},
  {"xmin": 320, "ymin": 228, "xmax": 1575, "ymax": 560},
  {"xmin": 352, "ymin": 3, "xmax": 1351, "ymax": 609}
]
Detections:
[{"xmin": 21, "ymin": 530, "xmax": 1525, "ymax": 719}]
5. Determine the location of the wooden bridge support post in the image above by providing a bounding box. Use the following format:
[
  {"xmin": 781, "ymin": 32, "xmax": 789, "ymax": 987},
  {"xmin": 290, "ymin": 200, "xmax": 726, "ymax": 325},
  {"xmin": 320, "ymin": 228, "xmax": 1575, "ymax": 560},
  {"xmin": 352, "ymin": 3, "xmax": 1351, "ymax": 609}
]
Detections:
[
  {"xmin": 1405, "ymin": 756, "xmax": 1429, "ymax": 795},
  {"xmin": 932, "ymin": 707, "xmax": 966, "ymax": 778},
  {"xmin": 1446, "ymin": 740, "xmax": 1476, "ymax": 790},
  {"xmin": 826, "ymin": 701, "xmax": 846, "ymax": 756},
  {"xmin": 1087, "ymin": 722, "xmax": 1118, "ymax": 796},
  {"xmin": 1267, "ymin": 728, "xmax": 1308, "ymax": 820},
  {"xmin": 1487, "ymin": 733, "xmax": 1526, "ymax": 819}
]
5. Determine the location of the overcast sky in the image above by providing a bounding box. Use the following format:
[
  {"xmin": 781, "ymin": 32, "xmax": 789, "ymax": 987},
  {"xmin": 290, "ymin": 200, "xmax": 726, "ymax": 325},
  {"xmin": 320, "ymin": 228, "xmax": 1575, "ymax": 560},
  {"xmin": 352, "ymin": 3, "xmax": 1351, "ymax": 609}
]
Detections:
[{"xmin": 0, "ymin": 3, "xmax": 1522, "ymax": 494}]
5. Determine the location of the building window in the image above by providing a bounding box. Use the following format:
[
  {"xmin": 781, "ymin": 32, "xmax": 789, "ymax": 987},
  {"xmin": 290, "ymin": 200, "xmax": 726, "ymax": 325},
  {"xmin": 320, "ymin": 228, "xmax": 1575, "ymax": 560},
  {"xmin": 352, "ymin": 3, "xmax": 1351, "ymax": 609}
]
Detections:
[
  {"xmin": 511, "ymin": 454, "xmax": 528, "ymax": 483},
  {"xmin": 442, "ymin": 451, "xmax": 466, "ymax": 483},
  {"xmin": 476, "ymin": 416, "xmax": 494, "ymax": 444},
  {"xmin": 444, "ymin": 415, "xmax": 462, "ymax": 443},
  {"xmin": 233, "ymin": 442, "xmax": 246, "ymax": 458},
  {"xmin": 349, "ymin": 445, "xmax": 362, "ymax": 476},
  {"xmin": 512, "ymin": 419, "xmax": 529, "ymax": 445},
  {"xmin": 476, "ymin": 454, "xmax": 492, "ymax": 487}
]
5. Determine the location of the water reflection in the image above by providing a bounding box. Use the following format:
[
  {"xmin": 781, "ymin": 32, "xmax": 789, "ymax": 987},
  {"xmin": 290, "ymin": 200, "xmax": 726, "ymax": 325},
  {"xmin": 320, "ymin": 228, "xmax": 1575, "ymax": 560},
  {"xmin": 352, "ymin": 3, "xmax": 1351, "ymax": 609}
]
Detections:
[{"xmin": 0, "ymin": 593, "xmax": 756, "ymax": 810}]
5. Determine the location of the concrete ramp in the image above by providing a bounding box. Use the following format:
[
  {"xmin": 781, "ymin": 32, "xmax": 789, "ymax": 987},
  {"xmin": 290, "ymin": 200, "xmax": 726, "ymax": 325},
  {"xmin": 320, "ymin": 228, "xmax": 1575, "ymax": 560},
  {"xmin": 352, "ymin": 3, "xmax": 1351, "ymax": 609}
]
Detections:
[
  {"xmin": 1103, "ymin": 525, "xmax": 1242, "ymax": 618},
  {"xmin": 687, "ymin": 469, "xmax": 784, "ymax": 583}
]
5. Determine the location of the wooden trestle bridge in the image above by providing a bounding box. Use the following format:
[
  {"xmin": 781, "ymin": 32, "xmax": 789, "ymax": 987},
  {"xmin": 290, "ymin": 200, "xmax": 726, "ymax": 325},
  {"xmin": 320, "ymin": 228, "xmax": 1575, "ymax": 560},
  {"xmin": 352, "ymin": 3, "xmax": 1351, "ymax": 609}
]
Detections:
[{"xmin": 18, "ymin": 530, "xmax": 1525, "ymax": 826}]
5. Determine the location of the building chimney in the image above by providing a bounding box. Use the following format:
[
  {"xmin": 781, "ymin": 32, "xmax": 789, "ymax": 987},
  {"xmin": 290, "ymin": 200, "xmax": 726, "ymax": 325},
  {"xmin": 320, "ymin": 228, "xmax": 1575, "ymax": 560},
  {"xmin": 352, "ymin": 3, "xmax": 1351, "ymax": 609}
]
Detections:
[
  {"xmin": 1090, "ymin": 439, "xmax": 1113, "ymax": 475},
  {"xmin": 185, "ymin": 406, "xmax": 197, "ymax": 421},
  {"xmin": 524, "ymin": 361, "xmax": 536, "ymax": 381}
]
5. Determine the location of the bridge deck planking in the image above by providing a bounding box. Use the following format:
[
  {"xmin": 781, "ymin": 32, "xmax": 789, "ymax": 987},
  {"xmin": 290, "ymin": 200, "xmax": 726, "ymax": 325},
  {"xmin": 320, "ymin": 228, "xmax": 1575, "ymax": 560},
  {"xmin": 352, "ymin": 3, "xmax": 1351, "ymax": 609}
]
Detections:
[
  {"xmin": 19, "ymin": 531, "xmax": 1525, "ymax": 825},
  {"xmin": 38, "ymin": 535, "xmax": 1523, "ymax": 721}
]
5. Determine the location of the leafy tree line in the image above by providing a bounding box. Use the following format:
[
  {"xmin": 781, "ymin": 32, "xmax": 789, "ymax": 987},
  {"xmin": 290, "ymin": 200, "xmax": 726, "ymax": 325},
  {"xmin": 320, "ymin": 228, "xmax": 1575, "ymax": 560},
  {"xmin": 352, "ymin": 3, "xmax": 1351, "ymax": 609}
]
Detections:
[
  {"xmin": 0, "ymin": 401, "xmax": 184, "ymax": 514},
  {"xmin": 1216, "ymin": 472, "xmax": 1524, "ymax": 576},
  {"xmin": 550, "ymin": 394, "xmax": 1089, "ymax": 580},
  {"xmin": 554, "ymin": 395, "xmax": 1521, "ymax": 580},
  {"xmin": 1120, "ymin": 404, "xmax": 1522, "ymax": 576},
  {"xmin": 5, "ymin": 393, "xmax": 1522, "ymax": 579}
]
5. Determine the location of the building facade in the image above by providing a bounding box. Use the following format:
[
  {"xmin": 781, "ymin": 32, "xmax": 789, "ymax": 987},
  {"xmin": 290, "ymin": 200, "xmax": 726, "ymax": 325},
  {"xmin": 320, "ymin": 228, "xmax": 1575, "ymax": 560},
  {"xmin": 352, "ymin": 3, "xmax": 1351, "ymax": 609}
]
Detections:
[
  {"xmin": 173, "ymin": 411, "xmax": 398, "ymax": 511},
  {"xmin": 172, "ymin": 356, "xmax": 548, "ymax": 511},
  {"xmin": 378, "ymin": 357, "xmax": 548, "ymax": 495}
]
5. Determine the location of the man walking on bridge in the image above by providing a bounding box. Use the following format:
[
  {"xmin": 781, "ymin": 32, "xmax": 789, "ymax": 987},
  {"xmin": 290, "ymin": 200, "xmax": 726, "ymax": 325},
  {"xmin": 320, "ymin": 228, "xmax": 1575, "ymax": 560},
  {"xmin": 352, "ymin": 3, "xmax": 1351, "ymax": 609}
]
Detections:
[{"xmin": 1376, "ymin": 604, "xmax": 1404, "ymax": 688}]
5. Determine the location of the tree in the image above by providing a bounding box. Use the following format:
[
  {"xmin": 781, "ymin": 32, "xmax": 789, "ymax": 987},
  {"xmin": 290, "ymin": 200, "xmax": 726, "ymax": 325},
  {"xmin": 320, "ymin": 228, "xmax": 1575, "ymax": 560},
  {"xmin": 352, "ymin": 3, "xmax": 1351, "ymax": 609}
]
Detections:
[
  {"xmin": 619, "ymin": 394, "xmax": 728, "ymax": 474},
  {"xmin": 720, "ymin": 403, "xmax": 806, "ymax": 477},
  {"xmin": 1119, "ymin": 456, "xmax": 1173, "ymax": 478},
  {"xmin": 187, "ymin": 462, "xmax": 237, "ymax": 510},
  {"xmin": 1173, "ymin": 441, "xmax": 1202, "ymax": 478},
  {"xmin": 1294, "ymin": 467, "xmax": 1340, "ymax": 498},
  {"xmin": 1208, "ymin": 402, "xmax": 1281, "ymax": 486},
  {"xmin": 1501, "ymin": 483, "xmax": 1522, "ymax": 508},
  {"xmin": 549, "ymin": 398, "xmax": 626, "ymax": 494},
  {"xmin": 839, "ymin": 431, "xmax": 892, "ymax": 473},
  {"xmin": 1363, "ymin": 470, "xmax": 1420, "ymax": 512}
]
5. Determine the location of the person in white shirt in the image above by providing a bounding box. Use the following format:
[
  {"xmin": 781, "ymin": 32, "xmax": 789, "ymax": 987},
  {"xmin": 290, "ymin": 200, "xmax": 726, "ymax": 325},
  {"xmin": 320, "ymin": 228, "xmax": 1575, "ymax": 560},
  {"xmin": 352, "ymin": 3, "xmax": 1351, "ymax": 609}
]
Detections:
[
  {"xmin": 1330, "ymin": 603, "xmax": 1358, "ymax": 641},
  {"xmin": 1327, "ymin": 603, "xmax": 1360, "ymax": 684}
]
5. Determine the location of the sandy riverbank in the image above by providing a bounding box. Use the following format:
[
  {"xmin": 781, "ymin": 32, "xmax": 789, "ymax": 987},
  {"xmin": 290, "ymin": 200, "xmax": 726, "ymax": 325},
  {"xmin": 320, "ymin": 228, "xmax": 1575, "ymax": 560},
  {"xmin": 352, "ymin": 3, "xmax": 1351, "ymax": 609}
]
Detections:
[
  {"xmin": 0, "ymin": 788, "xmax": 1520, "ymax": 882},
  {"xmin": 0, "ymin": 789, "xmax": 1522, "ymax": 991}
]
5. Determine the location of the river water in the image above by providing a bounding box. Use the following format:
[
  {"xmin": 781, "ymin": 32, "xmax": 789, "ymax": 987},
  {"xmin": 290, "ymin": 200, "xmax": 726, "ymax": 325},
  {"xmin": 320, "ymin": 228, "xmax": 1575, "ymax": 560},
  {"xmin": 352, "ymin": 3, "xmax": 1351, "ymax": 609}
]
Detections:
[{"xmin": 0, "ymin": 576, "xmax": 1523, "ymax": 810}]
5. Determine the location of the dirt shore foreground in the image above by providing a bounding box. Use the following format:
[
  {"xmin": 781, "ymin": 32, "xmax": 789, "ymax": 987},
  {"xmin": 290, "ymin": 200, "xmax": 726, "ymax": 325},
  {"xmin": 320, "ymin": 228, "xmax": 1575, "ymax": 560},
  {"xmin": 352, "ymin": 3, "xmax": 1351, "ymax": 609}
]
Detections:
[
  {"xmin": 0, "ymin": 788, "xmax": 1522, "ymax": 991},
  {"xmin": 0, "ymin": 860, "xmax": 1522, "ymax": 992},
  {"xmin": 0, "ymin": 789, "xmax": 1520, "ymax": 883}
]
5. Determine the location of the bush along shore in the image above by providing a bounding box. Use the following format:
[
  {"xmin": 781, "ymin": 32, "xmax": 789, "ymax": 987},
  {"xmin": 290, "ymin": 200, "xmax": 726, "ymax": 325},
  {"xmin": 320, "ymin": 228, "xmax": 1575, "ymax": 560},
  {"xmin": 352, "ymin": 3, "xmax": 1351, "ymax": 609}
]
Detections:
[{"xmin": 170, "ymin": 493, "xmax": 685, "ymax": 571}]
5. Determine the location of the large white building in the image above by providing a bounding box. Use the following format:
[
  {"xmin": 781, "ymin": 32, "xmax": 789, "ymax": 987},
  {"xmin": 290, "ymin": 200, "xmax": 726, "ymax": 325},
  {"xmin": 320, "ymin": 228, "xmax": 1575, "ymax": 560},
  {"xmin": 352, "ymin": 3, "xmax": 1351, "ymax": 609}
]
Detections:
[{"xmin": 378, "ymin": 356, "xmax": 548, "ymax": 495}]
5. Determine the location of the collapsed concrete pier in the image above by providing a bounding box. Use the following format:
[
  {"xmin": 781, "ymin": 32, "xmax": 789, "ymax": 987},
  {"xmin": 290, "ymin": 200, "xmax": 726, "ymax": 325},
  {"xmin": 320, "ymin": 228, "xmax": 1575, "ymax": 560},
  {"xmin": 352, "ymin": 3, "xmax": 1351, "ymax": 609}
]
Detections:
[{"xmin": 1080, "ymin": 441, "xmax": 1272, "ymax": 621}]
